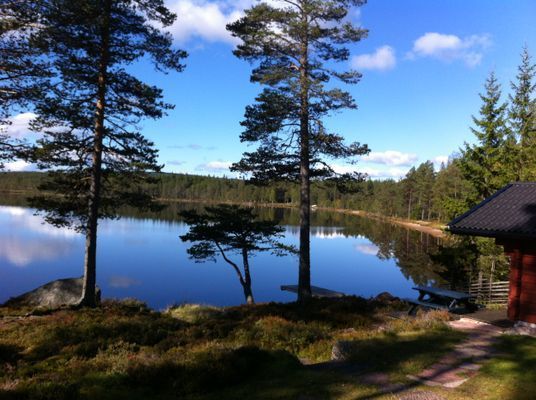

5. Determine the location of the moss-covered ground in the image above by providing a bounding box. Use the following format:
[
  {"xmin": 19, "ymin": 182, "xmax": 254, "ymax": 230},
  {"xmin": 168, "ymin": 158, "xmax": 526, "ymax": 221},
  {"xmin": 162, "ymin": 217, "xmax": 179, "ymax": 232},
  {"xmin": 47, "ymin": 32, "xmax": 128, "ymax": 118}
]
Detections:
[{"xmin": 0, "ymin": 298, "xmax": 534, "ymax": 400}]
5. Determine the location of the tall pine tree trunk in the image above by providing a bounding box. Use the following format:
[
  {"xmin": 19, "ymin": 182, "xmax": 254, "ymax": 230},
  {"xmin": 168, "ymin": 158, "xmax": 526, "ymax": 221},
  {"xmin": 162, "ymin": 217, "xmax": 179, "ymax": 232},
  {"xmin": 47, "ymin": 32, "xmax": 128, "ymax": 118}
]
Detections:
[
  {"xmin": 79, "ymin": 0, "xmax": 111, "ymax": 307},
  {"xmin": 407, "ymin": 191, "xmax": 412, "ymax": 220},
  {"xmin": 297, "ymin": 13, "xmax": 312, "ymax": 303},
  {"xmin": 241, "ymin": 249, "xmax": 255, "ymax": 305}
]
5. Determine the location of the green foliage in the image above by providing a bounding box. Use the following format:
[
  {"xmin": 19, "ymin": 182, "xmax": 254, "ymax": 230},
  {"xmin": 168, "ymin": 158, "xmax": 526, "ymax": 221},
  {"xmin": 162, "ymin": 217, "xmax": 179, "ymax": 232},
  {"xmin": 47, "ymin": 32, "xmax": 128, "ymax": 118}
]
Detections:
[
  {"xmin": 180, "ymin": 205, "xmax": 296, "ymax": 304},
  {"xmin": 234, "ymin": 316, "xmax": 331, "ymax": 355},
  {"xmin": 460, "ymin": 72, "xmax": 512, "ymax": 202},
  {"xmin": 180, "ymin": 205, "xmax": 293, "ymax": 262},
  {"xmin": 23, "ymin": 0, "xmax": 186, "ymax": 232},
  {"xmin": 228, "ymin": 0, "xmax": 370, "ymax": 301},
  {"xmin": 509, "ymin": 46, "xmax": 536, "ymax": 181},
  {"xmin": 0, "ymin": 167, "xmax": 474, "ymax": 222},
  {"xmin": 227, "ymin": 0, "xmax": 369, "ymax": 185}
]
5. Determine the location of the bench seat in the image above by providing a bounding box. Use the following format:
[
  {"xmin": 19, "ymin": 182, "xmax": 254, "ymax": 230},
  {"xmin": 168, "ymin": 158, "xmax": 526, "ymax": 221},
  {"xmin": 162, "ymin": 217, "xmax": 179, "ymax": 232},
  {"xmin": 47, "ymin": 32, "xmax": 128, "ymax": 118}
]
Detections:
[{"xmin": 403, "ymin": 298, "xmax": 449, "ymax": 315}]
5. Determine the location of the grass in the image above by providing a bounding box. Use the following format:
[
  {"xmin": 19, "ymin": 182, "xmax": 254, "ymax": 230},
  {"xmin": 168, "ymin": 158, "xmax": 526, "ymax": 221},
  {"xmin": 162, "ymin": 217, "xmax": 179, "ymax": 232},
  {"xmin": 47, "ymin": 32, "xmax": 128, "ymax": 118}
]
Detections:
[
  {"xmin": 447, "ymin": 334, "xmax": 536, "ymax": 400},
  {"xmin": 1, "ymin": 297, "xmax": 532, "ymax": 400}
]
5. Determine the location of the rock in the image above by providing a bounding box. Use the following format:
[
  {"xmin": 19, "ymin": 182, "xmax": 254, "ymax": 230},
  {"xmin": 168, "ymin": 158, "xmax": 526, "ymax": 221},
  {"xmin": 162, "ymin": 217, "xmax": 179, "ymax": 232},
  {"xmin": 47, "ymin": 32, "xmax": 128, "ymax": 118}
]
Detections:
[
  {"xmin": 2, "ymin": 278, "xmax": 101, "ymax": 309},
  {"xmin": 374, "ymin": 291, "xmax": 398, "ymax": 302},
  {"xmin": 506, "ymin": 321, "xmax": 536, "ymax": 337},
  {"xmin": 331, "ymin": 340, "xmax": 354, "ymax": 361}
]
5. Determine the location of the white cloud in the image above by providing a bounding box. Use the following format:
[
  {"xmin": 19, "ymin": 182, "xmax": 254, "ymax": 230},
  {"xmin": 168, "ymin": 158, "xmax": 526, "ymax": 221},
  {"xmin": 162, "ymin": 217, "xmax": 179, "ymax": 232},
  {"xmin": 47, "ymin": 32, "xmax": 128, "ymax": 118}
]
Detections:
[
  {"xmin": 367, "ymin": 167, "xmax": 409, "ymax": 179},
  {"xmin": 3, "ymin": 160, "xmax": 33, "ymax": 172},
  {"xmin": 331, "ymin": 164, "xmax": 409, "ymax": 180},
  {"xmin": 0, "ymin": 206, "xmax": 79, "ymax": 238},
  {"xmin": 0, "ymin": 207, "xmax": 77, "ymax": 267},
  {"xmin": 355, "ymin": 242, "xmax": 379, "ymax": 256},
  {"xmin": 351, "ymin": 45, "xmax": 396, "ymax": 71},
  {"xmin": 432, "ymin": 155, "xmax": 449, "ymax": 167},
  {"xmin": 165, "ymin": 0, "xmax": 245, "ymax": 45},
  {"xmin": 196, "ymin": 160, "xmax": 232, "ymax": 172},
  {"xmin": 2, "ymin": 112, "xmax": 37, "ymax": 139},
  {"xmin": 408, "ymin": 32, "xmax": 492, "ymax": 67},
  {"xmin": 0, "ymin": 237, "xmax": 73, "ymax": 267},
  {"xmin": 362, "ymin": 151, "xmax": 418, "ymax": 166}
]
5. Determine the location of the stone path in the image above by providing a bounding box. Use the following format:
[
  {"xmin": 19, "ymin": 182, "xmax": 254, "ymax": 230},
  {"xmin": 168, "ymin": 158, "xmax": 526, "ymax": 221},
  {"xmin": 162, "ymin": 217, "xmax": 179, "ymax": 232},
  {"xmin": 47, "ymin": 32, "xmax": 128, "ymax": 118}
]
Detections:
[
  {"xmin": 303, "ymin": 317, "xmax": 504, "ymax": 399},
  {"xmin": 407, "ymin": 318, "xmax": 503, "ymax": 389}
]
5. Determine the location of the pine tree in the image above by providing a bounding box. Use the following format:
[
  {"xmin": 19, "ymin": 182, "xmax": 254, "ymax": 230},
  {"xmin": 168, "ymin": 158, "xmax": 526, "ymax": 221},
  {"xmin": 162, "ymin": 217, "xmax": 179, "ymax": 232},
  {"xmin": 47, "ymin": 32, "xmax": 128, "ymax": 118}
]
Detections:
[
  {"xmin": 414, "ymin": 161, "xmax": 435, "ymax": 221},
  {"xmin": 180, "ymin": 205, "xmax": 295, "ymax": 304},
  {"xmin": 402, "ymin": 167, "xmax": 417, "ymax": 219},
  {"xmin": 460, "ymin": 71, "xmax": 510, "ymax": 203},
  {"xmin": 26, "ymin": 0, "xmax": 187, "ymax": 307},
  {"xmin": 509, "ymin": 47, "xmax": 536, "ymax": 181},
  {"xmin": 227, "ymin": 0, "xmax": 369, "ymax": 302}
]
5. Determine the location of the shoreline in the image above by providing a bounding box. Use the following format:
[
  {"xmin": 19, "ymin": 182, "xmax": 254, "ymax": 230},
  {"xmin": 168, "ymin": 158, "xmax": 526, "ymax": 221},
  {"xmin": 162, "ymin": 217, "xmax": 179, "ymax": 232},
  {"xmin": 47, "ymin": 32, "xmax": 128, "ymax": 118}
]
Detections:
[
  {"xmin": 158, "ymin": 197, "xmax": 446, "ymax": 238},
  {"xmin": 0, "ymin": 191, "xmax": 446, "ymax": 238}
]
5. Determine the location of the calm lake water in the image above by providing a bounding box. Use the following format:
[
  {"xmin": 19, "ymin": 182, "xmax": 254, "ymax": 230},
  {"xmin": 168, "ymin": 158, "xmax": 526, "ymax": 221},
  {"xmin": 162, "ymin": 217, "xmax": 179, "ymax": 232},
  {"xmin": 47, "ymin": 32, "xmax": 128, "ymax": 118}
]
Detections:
[{"xmin": 0, "ymin": 199, "xmax": 449, "ymax": 309}]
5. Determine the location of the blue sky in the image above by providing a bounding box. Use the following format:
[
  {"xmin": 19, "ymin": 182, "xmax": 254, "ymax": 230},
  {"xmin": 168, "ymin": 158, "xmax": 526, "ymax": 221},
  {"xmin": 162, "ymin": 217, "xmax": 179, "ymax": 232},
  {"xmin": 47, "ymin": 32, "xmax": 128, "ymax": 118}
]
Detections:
[{"xmin": 5, "ymin": 0, "xmax": 536, "ymax": 179}]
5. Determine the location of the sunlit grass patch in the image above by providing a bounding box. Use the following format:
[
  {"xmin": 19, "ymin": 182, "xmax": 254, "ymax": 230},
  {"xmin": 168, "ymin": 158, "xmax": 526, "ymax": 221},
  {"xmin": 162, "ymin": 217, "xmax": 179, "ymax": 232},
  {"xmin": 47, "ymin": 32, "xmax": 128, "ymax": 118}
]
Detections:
[
  {"xmin": 340, "ymin": 317, "xmax": 466, "ymax": 381},
  {"xmin": 451, "ymin": 334, "xmax": 536, "ymax": 400},
  {"xmin": 166, "ymin": 303, "xmax": 224, "ymax": 324}
]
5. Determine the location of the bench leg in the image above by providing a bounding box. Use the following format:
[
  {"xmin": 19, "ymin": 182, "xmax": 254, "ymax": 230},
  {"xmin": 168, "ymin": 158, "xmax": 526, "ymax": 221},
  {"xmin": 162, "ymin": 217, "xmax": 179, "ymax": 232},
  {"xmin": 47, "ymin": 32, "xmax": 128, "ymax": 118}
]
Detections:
[{"xmin": 408, "ymin": 304, "xmax": 418, "ymax": 316}]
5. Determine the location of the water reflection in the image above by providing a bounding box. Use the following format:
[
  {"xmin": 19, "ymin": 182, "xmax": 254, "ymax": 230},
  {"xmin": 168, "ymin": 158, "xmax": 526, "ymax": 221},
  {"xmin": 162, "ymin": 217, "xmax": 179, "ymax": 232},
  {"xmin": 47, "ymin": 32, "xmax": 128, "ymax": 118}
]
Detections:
[
  {"xmin": 355, "ymin": 242, "xmax": 380, "ymax": 256},
  {"xmin": 0, "ymin": 206, "xmax": 78, "ymax": 268},
  {"xmin": 0, "ymin": 206, "xmax": 78, "ymax": 238},
  {"xmin": 108, "ymin": 275, "xmax": 142, "ymax": 289},
  {"xmin": 0, "ymin": 237, "xmax": 74, "ymax": 267},
  {"xmin": 0, "ymin": 198, "xmax": 463, "ymax": 308}
]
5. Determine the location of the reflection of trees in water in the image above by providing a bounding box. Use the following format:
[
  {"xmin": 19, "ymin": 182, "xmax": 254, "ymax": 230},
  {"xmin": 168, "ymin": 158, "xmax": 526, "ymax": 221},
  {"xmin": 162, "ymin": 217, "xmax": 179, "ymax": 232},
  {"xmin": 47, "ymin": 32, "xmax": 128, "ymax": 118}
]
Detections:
[
  {"xmin": 0, "ymin": 196, "xmax": 479, "ymax": 288},
  {"xmin": 115, "ymin": 205, "xmax": 459, "ymax": 286},
  {"xmin": 341, "ymin": 217, "xmax": 448, "ymax": 286}
]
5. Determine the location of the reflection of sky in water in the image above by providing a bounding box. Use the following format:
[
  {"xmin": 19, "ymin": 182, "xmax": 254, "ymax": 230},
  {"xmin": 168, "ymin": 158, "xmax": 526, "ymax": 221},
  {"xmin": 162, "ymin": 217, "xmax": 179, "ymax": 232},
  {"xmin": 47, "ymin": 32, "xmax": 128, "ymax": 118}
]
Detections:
[
  {"xmin": 0, "ymin": 206, "xmax": 79, "ymax": 268},
  {"xmin": 354, "ymin": 242, "xmax": 380, "ymax": 256},
  {"xmin": 0, "ymin": 205, "xmax": 428, "ymax": 309}
]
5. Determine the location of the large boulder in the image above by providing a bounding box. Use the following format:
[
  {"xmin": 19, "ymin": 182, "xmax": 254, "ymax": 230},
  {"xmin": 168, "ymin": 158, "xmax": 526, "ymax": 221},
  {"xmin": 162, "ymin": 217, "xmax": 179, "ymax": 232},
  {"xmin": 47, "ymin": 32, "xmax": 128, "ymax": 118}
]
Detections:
[{"xmin": 2, "ymin": 278, "xmax": 101, "ymax": 308}]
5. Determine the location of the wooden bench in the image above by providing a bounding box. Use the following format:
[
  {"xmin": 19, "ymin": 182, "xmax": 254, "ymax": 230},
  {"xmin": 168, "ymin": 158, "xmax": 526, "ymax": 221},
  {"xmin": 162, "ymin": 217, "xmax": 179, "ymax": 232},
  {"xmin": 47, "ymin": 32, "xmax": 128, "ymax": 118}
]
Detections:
[
  {"xmin": 405, "ymin": 286, "xmax": 478, "ymax": 315},
  {"xmin": 403, "ymin": 298, "xmax": 449, "ymax": 316}
]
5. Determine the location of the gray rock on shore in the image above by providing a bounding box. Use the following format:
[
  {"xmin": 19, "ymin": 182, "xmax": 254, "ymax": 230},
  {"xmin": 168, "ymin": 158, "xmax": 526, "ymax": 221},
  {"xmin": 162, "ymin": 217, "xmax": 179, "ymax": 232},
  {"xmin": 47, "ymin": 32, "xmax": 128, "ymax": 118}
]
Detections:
[{"xmin": 2, "ymin": 278, "xmax": 101, "ymax": 308}]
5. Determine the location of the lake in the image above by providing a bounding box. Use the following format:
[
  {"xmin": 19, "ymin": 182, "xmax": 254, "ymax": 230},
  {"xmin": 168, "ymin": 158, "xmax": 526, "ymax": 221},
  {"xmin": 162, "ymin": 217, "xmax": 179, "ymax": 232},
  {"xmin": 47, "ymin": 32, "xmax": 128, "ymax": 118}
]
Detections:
[{"xmin": 0, "ymin": 200, "xmax": 451, "ymax": 309}]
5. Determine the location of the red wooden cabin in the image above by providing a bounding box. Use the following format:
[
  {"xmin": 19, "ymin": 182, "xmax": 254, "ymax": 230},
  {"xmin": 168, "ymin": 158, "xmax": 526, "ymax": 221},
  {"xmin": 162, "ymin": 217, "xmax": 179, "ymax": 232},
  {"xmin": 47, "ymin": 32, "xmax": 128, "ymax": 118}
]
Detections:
[{"xmin": 448, "ymin": 183, "xmax": 536, "ymax": 325}]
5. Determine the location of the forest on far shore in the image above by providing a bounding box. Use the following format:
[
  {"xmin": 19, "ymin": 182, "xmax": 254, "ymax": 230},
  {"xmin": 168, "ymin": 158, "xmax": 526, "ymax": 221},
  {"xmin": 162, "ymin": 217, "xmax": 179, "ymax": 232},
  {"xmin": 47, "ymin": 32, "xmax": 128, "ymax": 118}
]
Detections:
[{"xmin": 0, "ymin": 155, "xmax": 518, "ymax": 225}]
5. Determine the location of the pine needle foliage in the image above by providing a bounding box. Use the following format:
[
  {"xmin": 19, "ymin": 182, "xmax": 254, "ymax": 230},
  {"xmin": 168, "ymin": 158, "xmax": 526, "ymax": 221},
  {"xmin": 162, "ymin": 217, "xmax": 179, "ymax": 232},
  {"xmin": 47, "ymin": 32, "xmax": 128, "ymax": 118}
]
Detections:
[
  {"xmin": 22, "ymin": 0, "xmax": 187, "ymax": 306},
  {"xmin": 227, "ymin": 0, "xmax": 369, "ymax": 301},
  {"xmin": 180, "ymin": 205, "xmax": 296, "ymax": 304}
]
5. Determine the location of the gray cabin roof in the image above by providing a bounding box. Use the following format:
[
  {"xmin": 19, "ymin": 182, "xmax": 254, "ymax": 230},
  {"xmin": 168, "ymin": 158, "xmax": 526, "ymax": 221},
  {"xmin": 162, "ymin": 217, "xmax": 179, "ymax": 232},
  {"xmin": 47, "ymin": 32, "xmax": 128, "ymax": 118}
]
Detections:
[{"xmin": 447, "ymin": 182, "xmax": 536, "ymax": 240}]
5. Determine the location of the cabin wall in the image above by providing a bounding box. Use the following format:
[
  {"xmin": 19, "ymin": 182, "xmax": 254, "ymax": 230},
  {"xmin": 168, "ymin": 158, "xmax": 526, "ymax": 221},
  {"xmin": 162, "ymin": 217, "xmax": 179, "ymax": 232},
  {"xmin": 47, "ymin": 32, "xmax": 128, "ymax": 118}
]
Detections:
[{"xmin": 501, "ymin": 241, "xmax": 536, "ymax": 324}]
